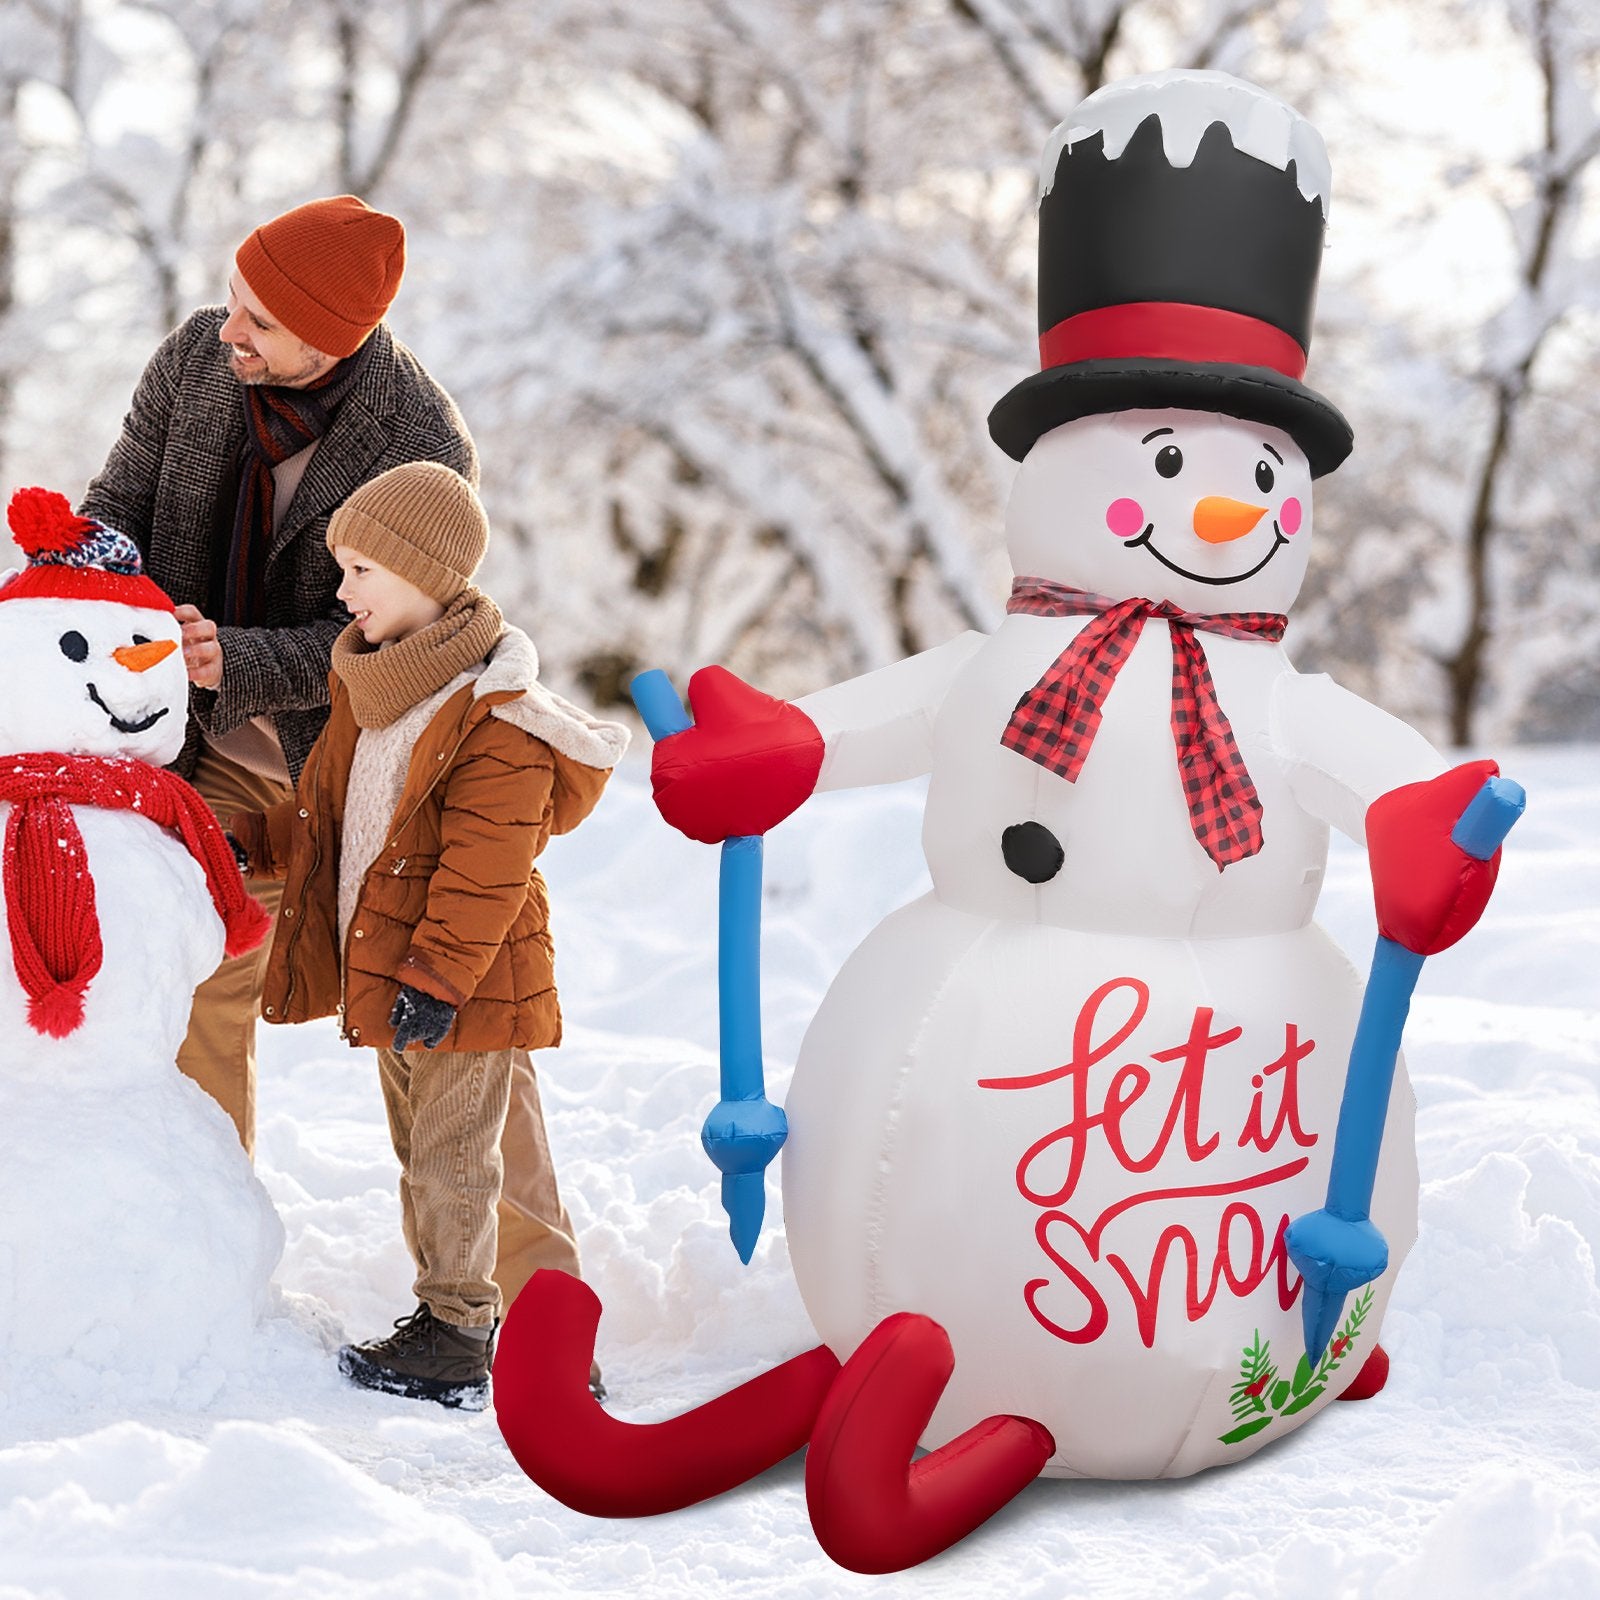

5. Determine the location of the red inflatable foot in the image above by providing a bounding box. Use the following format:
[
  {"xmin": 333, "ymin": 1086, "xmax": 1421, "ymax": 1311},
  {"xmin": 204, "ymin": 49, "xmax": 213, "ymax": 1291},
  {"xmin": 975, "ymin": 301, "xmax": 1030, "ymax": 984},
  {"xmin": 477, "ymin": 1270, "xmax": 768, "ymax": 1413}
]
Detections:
[
  {"xmin": 1336, "ymin": 1342, "xmax": 1390, "ymax": 1401},
  {"xmin": 805, "ymin": 1313, "xmax": 1055, "ymax": 1574},
  {"xmin": 494, "ymin": 1270, "xmax": 840, "ymax": 1515}
]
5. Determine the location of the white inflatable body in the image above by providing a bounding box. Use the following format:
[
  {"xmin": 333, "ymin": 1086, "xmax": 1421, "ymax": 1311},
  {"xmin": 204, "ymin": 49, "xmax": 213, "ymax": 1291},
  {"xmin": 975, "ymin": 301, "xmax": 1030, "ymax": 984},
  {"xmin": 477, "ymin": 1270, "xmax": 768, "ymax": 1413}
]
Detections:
[
  {"xmin": 0, "ymin": 587, "xmax": 282, "ymax": 1389},
  {"xmin": 783, "ymin": 404, "xmax": 1445, "ymax": 1478}
]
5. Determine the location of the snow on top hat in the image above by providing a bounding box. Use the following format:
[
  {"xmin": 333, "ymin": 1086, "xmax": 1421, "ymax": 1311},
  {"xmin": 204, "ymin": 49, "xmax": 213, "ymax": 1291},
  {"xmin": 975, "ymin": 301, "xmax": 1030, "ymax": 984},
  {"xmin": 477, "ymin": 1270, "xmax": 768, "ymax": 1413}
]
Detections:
[
  {"xmin": 987, "ymin": 70, "xmax": 1354, "ymax": 478},
  {"xmin": 2, "ymin": 488, "xmax": 175, "ymax": 611}
]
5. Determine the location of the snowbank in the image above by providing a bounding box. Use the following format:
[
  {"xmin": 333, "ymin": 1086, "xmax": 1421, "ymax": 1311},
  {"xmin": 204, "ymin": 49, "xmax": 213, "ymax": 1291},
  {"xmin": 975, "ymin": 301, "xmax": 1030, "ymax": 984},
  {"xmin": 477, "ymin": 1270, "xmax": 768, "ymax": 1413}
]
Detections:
[{"xmin": 0, "ymin": 745, "xmax": 1594, "ymax": 1598}]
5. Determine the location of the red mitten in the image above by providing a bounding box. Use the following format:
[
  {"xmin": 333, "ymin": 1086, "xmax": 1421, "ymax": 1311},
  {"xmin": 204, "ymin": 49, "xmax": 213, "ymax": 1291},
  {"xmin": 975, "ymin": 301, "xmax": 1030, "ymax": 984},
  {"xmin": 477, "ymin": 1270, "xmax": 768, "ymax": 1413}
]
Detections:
[
  {"xmin": 650, "ymin": 666, "xmax": 825, "ymax": 843},
  {"xmin": 1366, "ymin": 759, "xmax": 1502, "ymax": 955}
]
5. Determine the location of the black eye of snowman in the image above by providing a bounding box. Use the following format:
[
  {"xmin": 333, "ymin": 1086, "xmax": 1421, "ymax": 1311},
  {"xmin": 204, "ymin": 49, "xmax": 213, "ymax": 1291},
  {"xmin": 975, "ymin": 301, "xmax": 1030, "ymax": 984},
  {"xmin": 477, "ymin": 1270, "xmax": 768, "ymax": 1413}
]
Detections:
[
  {"xmin": 59, "ymin": 630, "xmax": 89, "ymax": 662},
  {"xmin": 1255, "ymin": 460, "xmax": 1275, "ymax": 493},
  {"xmin": 132, "ymin": 634, "xmax": 150, "ymax": 645},
  {"xmin": 1155, "ymin": 445, "xmax": 1183, "ymax": 479}
]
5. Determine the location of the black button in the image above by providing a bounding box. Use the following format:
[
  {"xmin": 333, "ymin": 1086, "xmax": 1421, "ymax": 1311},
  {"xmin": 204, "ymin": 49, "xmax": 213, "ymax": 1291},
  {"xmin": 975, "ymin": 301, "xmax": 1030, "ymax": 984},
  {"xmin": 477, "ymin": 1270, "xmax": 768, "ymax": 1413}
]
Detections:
[{"xmin": 1002, "ymin": 821, "xmax": 1064, "ymax": 883}]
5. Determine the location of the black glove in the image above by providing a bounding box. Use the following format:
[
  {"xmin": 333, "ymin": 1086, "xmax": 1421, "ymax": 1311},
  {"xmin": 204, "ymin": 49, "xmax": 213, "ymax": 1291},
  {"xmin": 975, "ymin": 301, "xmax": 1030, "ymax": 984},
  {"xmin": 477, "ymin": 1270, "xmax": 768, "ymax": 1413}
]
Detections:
[
  {"xmin": 224, "ymin": 830, "xmax": 251, "ymax": 876},
  {"xmin": 389, "ymin": 983, "xmax": 456, "ymax": 1050}
]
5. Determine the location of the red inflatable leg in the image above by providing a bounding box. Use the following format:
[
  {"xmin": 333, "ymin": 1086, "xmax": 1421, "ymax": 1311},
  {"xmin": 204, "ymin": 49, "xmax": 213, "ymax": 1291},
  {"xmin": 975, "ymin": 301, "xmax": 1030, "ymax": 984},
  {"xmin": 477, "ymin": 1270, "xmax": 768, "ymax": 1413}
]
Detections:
[
  {"xmin": 805, "ymin": 1312, "xmax": 1055, "ymax": 1574},
  {"xmin": 494, "ymin": 1270, "xmax": 840, "ymax": 1515},
  {"xmin": 1336, "ymin": 1342, "xmax": 1390, "ymax": 1401}
]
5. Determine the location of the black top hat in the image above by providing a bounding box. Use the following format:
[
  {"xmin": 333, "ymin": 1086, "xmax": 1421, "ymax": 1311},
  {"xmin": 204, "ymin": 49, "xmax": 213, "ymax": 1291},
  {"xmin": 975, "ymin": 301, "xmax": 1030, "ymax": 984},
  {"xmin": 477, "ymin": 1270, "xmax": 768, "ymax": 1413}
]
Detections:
[{"xmin": 988, "ymin": 110, "xmax": 1353, "ymax": 477}]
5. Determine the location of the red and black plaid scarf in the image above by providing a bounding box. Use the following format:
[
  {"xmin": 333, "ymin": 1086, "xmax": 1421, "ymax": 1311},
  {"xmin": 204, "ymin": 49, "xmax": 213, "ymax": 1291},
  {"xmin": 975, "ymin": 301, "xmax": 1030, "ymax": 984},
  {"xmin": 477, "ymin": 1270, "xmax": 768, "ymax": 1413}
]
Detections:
[
  {"xmin": 224, "ymin": 341, "xmax": 371, "ymax": 625},
  {"xmin": 1002, "ymin": 578, "xmax": 1287, "ymax": 869},
  {"xmin": 0, "ymin": 754, "xmax": 271, "ymax": 1037}
]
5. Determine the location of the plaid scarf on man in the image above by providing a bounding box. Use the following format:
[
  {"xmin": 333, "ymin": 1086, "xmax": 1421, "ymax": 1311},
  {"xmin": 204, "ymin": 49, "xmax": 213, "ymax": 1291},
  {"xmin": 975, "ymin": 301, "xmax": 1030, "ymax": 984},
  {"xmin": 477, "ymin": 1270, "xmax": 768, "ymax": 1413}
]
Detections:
[
  {"xmin": 223, "ymin": 340, "xmax": 372, "ymax": 625},
  {"xmin": 1002, "ymin": 578, "xmax": 1287, "ymax": 869}
]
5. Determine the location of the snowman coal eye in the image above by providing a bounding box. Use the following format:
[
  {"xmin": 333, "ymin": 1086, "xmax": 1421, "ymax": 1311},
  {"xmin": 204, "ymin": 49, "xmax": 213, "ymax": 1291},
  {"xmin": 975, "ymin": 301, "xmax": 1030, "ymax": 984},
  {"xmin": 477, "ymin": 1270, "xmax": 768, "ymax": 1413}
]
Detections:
[
  {"xmin": 132, "ymin": 634, "xmax": 150, "ymax": 645},
  {"xmin": 59, "ymin": 631, "xmax": 88, "ymax": 662},
  {"xmin": 1255, "ymin": 460, "xmax": 1275, "ymax": 493},
  {"xmin": 1154, "ymin": 445, "xmax": 1183, "ymax": 478}
]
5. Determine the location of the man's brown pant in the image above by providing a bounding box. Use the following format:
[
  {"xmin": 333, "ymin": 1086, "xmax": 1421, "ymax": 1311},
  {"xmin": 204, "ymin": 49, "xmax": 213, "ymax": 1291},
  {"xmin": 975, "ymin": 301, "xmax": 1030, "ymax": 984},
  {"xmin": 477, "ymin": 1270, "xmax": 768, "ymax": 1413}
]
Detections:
[
  {"xmin": 178, "ymin": 747, "xmax": 291, "ymax": 1154},
  {"xmin": 180, "ymin": 747, "xmax": 584, "ymax": 1307}
]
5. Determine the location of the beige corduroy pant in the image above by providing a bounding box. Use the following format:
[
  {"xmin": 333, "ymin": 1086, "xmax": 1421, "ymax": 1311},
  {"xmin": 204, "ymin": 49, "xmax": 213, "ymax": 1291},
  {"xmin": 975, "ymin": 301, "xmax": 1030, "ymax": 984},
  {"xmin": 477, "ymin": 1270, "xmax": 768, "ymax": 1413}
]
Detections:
[{"xmin": 376, "ymin": 1044, "xmax": 583, "ymax": 1328}]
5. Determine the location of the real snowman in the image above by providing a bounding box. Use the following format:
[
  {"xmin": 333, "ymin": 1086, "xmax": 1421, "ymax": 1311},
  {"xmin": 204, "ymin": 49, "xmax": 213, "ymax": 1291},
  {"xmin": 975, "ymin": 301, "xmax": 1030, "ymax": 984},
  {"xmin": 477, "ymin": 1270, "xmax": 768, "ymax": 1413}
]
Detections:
[
  {"xmin": 0, "ymin": 489, "xmax": 281, "ymax": 1402},
  {"xmin": 492, "ymin": 70, "xmax": 1511, "ymax": 1572}
]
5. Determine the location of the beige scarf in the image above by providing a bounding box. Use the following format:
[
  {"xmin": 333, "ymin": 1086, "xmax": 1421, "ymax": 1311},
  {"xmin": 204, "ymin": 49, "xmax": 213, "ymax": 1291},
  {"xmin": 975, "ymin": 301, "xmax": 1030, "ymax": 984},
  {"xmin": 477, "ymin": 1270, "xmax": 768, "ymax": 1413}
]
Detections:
[{"xmin": 331, "ymin": 587, "xmax": 506, "ymax": 729}]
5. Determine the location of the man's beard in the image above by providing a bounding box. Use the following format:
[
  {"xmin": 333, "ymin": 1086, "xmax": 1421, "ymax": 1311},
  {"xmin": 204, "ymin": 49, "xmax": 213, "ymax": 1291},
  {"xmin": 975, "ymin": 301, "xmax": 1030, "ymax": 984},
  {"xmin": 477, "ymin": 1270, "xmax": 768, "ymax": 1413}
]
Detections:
[{"xmin": 222, "ymin": 343, "xmax": 334, "ymax": 389}]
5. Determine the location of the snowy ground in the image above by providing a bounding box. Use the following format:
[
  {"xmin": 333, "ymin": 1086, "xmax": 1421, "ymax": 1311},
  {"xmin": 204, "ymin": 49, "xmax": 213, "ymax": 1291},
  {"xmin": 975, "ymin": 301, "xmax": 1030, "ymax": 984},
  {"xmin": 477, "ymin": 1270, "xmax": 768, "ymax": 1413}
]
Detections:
[{"xmin": 1, "ymin": 746, "xmax": 1596, "ymax": 1600}]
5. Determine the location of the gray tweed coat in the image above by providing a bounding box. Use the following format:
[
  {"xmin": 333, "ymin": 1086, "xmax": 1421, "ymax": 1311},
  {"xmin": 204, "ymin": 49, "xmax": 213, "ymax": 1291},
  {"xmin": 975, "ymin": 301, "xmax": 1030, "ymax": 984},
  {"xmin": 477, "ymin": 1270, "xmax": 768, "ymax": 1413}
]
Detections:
[{"xmin": 80, "ymin": 308, "xmax": 478, "ymax": 781}]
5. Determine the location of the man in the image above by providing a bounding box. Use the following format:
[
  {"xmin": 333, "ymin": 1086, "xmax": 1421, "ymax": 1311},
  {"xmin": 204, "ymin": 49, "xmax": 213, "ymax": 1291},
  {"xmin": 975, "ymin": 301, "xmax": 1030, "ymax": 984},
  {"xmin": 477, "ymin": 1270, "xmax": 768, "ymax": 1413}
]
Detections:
[{"xmin": 79, "ymin": 198, "xmax": 583, "ymax": 1332}]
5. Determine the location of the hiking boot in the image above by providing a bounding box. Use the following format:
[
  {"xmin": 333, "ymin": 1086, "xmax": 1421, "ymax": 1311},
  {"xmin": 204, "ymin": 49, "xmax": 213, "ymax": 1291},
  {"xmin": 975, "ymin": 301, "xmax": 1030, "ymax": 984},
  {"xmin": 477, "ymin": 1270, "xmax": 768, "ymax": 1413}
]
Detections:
[{"xmin": 338, "ymin": 1305, "xmax": 492, "ymax": 1410}]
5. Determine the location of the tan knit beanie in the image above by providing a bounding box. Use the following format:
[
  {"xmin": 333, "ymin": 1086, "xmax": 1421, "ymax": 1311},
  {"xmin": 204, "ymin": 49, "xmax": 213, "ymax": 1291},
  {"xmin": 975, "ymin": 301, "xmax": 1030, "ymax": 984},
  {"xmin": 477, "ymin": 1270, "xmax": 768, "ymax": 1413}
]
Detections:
[{"xmin": 326, "ymin": 463, "xmax": 488, "ymax": 603}]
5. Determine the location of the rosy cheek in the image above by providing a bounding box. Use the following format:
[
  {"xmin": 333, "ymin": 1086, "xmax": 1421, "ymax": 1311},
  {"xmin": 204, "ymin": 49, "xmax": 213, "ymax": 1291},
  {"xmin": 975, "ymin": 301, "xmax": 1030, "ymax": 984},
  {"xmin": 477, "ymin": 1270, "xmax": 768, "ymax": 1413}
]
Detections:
[
  {"xmin": 1279, "ymin": 497, "xmax": 1303, "ymax": 536},
  {"xmin": 1105, "ymin": 498, "xmax": 1145, "ymax": 540}
]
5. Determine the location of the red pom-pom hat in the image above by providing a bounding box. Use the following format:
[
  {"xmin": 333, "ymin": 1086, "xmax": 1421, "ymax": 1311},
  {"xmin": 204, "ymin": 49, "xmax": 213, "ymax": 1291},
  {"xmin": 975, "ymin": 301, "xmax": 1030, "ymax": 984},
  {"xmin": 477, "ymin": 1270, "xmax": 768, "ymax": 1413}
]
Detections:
[{"xmin": 3, "ymin": 488, "xmax": 175, "ymax": 612}]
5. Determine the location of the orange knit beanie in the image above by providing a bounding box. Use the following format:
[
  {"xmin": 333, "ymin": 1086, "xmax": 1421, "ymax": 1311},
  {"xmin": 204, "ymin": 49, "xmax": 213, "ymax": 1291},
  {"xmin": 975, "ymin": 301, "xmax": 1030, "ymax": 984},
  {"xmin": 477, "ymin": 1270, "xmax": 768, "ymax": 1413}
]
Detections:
[{"xmin": 235, "ymin": 196, "xmax": 405, "ymax": 358}]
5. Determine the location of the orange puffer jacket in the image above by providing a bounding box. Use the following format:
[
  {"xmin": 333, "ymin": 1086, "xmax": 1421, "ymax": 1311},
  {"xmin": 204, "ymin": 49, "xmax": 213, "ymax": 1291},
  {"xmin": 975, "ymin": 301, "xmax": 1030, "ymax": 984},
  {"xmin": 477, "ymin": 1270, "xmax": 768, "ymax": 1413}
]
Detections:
[{"xmin": 236, "ymin": 626, "xmax": 629, "ymax": 1052}]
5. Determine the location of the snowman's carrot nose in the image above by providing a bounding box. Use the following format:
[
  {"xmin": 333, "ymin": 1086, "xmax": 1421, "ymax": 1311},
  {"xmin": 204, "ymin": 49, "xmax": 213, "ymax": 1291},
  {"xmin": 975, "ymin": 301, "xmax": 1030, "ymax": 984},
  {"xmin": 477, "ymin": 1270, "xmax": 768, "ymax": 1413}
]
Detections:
[
  {"xmin": 1192, "ymin": 497, "xmax": 1266, "ymax": 543},
  {"xmin": 112, "ymin": 638, "xmax": 178, "ymax": 673}
]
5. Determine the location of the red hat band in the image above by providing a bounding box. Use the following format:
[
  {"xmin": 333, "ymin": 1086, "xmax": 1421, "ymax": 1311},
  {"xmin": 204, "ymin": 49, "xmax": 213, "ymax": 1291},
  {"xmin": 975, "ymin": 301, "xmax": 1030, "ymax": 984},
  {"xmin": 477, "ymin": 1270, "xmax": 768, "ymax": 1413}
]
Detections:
[
  {"xmin": 0, "ymin": 564, "xmax": 176, "ymax": 611},
  {"xmin": 1039, "ymin": 302, "xmax": 1309, "ymax": 382}
]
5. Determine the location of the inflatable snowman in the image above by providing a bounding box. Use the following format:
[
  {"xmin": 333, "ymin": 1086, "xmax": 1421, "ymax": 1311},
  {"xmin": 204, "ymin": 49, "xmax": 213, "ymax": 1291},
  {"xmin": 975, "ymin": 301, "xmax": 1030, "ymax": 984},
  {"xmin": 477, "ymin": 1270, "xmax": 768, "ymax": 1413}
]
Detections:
[
  {"xmin": 495, "ymin": 72, "xmax": 1509, "ymax": 1571},
  {"xmin": 0, "ymin": 488, "xmax": 282, "ymax": 1399}
]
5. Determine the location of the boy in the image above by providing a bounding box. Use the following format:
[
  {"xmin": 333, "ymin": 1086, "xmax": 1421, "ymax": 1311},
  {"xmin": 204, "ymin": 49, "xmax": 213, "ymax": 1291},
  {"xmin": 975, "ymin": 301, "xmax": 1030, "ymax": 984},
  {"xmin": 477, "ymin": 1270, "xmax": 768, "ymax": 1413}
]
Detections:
[{"xmin": 232, "ymin": 461, "xmax": 628, "ymax": 1407}]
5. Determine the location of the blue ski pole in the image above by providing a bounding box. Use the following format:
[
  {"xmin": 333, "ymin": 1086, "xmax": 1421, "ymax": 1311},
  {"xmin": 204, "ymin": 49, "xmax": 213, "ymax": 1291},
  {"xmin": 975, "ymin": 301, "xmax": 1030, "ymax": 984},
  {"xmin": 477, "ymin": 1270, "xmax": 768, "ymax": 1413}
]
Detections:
[
  {"xmin": 1287, "ymin": 775, "xmax": 1525, "ymax": 1364},
  {"xmin": 630, "ymin": 669, "xmax": 788, "ymax": 1264}
]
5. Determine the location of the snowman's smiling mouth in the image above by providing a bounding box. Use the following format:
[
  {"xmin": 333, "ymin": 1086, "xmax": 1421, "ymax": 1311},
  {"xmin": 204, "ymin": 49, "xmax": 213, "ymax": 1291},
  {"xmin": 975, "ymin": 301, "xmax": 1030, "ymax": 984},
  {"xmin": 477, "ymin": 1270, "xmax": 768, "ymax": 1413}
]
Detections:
[
  {"xmin": 86, "ymin": 683, "xmax": 169, "ymax": 735},
  {"xmin": 1126, "ymin": 524, "xmax": 1289, "ymax": 586}
]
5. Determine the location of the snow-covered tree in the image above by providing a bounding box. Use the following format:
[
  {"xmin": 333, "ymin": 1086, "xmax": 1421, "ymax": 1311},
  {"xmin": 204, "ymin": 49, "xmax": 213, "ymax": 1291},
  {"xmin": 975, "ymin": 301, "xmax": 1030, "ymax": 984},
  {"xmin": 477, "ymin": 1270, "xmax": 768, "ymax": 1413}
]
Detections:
[
  {"xmin": 2, "ymin": 0, "xmax": 1596, "ymax": 740},
  {"xmin": 1281, "ymin": 0, "xmax": 1600, "ymax": 744},
  {"xmin": 436, "ymin": 0, "xmax": 1309, "ymax": 702}
]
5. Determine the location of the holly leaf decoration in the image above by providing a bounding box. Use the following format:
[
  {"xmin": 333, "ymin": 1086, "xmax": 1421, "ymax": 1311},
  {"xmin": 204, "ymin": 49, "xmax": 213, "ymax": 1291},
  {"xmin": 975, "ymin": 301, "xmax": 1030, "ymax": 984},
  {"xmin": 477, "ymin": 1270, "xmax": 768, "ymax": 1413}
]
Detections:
[
  {"xmin": 1218, "ymin": 1288, "xmax": 1378, "ymax": 1444},
  {"xmin": 1228, "ymin": 1329, "xmax": 1274, "ymax": 1421},
  {"xmin": 1218, "ymin": 1415, "xmax": 1276, "ymax": 1445}
]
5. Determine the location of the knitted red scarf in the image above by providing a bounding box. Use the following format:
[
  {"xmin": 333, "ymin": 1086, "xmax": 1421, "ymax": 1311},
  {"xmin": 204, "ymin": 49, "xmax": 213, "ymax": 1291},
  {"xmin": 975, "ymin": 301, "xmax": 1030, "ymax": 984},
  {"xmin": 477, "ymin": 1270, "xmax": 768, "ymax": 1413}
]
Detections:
[{"xmin": 0, "ymin": 753, "xmax": 272, "ymax": 1038}]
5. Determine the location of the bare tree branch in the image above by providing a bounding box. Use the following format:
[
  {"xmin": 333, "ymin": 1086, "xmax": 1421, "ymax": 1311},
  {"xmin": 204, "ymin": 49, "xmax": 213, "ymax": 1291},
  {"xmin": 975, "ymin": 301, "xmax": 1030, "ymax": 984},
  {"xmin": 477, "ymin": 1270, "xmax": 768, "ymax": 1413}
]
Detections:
[{"xmin": 1441, "ymin": 0, "xmax": 1600, "ymax": 742}]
